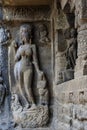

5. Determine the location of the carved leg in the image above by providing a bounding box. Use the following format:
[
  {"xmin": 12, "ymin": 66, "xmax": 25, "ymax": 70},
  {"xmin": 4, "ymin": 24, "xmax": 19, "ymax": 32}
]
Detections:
[
  {"xmin": 69, "ymin": 49, "xmax": 75, "ymax": 69},
  {"xmin": 18, "ymin": 71, "xmax": 29, "ymax": 108},
  {"xmin": 14, "ymin": 63, "xmax": 19, "ymax": 81},
  {"xmin": 24, "ymin": 68, "xmax": 35, "ymax": 107}
]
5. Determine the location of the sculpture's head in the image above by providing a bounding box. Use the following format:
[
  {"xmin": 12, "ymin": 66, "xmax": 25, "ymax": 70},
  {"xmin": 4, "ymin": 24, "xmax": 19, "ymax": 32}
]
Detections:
[
  {"xmin": 38, "ymin": 24, "xmax": 48, "ymax": 38},
  {"xmin": 19, "ymin": 24, "xmax": 31, "ymax": 43}
]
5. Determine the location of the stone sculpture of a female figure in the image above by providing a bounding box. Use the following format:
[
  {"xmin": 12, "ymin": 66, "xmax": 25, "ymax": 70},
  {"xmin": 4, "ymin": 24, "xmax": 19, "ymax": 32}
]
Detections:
[{"xmin": 12, "ymin": 24, "xmax": 41, "ymax": 109}]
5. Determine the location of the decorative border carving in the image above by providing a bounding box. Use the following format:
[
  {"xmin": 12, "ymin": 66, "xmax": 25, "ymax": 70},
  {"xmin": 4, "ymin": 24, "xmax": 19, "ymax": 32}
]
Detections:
[{"xmin": 3, "ymin": 6, "xmax": 51, "ymax": 21}]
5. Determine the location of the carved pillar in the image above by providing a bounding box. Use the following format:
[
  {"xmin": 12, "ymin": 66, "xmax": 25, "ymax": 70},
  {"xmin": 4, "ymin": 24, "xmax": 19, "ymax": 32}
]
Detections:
[
  {"xmin": 75, "ymin": 0, "xmax": 87, "ymax": 77},
  {"xmin": 0, "ymin": 26, "xmax": 12, "ymax": 129}
]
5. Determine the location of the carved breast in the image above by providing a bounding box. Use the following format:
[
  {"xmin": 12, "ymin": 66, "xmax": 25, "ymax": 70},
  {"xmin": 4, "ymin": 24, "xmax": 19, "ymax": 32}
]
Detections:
[
  {"xmin": 16, "ymin": 44, "xmax": 32, "ymax": 72},
  {"xmin": 18, "ymin": 44, "xmax": 32, "ymax": 57}
]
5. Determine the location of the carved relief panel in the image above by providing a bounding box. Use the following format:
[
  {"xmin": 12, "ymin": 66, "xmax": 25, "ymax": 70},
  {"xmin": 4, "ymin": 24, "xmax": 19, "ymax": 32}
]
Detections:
[
  {"xmin": 8, "ymin": 22, "xmax": 51, "ymax": 128},
  {"xmin": 3, "ymin": 6, "xmax": 51, "ymax": 21},
  {"xmin": 54, "ymin": 1, "xmax": 78, "ymax": 85}
]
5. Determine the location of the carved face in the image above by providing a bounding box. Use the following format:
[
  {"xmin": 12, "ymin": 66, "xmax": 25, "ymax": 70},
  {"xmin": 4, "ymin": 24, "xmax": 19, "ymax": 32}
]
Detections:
[
  {"xmin": 39, "ymin": 24, "xmax": 47, "ymax": 38},
  {"xmin": 20, "ymin": 25, "xmax": 31, "ymax": 43}
]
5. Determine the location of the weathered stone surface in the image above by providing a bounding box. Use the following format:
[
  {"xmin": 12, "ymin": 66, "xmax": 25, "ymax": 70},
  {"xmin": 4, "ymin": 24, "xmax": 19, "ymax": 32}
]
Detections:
[
  {"xmin": 9, "ymin": 24, "xmax": 50, "ymax": 128},
  {"xmin": 3, "ymin": 6, "xmax": 51, "ymax": 21},
  {"xmin": 12, "ymin": 104, "xmax": 49, "ymax": 128},
  {"xmin": 0, "ymin": 0, "xmax": 87, "ymax": 130},
  {"xmin": 80, "ymin": 0, "xmax": 87, "ymax": 19}
]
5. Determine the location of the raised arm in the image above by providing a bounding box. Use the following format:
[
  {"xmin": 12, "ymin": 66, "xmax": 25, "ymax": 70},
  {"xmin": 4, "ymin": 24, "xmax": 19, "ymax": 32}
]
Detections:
[{"xmin": 12, "ymin": 40, "xmax": 21, "ymax": 62}]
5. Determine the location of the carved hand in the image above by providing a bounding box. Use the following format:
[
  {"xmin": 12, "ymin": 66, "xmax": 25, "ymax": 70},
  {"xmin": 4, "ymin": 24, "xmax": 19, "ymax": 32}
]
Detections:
[{"xmin": 38, "ymin": 71, "xmax": 44, "ymax": 80}]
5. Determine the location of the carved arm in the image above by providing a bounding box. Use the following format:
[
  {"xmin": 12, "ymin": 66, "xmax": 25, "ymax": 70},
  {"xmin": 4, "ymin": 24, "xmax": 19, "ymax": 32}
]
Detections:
[
  {"xmin": 32, "ymin": 44, "xmax": 39, "ymax": 72},
  {"xmin": 32, "ymin": 44, "xmax": 45, "ymax": 80}
]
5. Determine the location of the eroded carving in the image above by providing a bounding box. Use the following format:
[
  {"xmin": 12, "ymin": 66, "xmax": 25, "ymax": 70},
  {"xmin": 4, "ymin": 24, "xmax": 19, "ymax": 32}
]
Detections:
[
  {"xmin": 77, "ymin": 25, "xmax": 87, "ymax": 75},
  {"xmin": 38, "ymin": 24, "xmax": 50, "ymax": 44},
  {"xmin": 0, "ymin": 26, "xmax": 11, "ymax": 45},
  {"xmin": 11, "ymin": 24, "xmax": 49, "ymax": 128},
  {"xmin": 37, "ymin": 72, "xmax": 49, "ymax": 105},
  {"xmin": 65, "ymin": 28, "xmax": 77, "ymax": 69},
  {"xmin": 3, "ymin": 7, "xmax": 50, "ymax": 21},
  {"xmin": 11, "ymin": 93, "xmax": 49, "ymax": 128},
  {"xmin": 75, "ymin": 0, "xmax": 82, "ymax": 28},
  {"xmin": 0, "ymin": 25, "xmax": 11, "ymax": 111}
]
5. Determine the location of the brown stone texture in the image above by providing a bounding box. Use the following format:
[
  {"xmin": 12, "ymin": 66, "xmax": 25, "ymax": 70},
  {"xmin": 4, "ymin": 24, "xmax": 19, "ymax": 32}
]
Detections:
[{"xmin": 0, "ymin": 0, "xmax": 87, "ymax": 130}]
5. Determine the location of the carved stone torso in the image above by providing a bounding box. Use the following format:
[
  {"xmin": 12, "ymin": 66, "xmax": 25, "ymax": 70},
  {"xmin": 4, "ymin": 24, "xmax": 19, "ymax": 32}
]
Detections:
[{"xmin": 15, "ymin": 44, "xmax": 32, "ymax": 72}]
